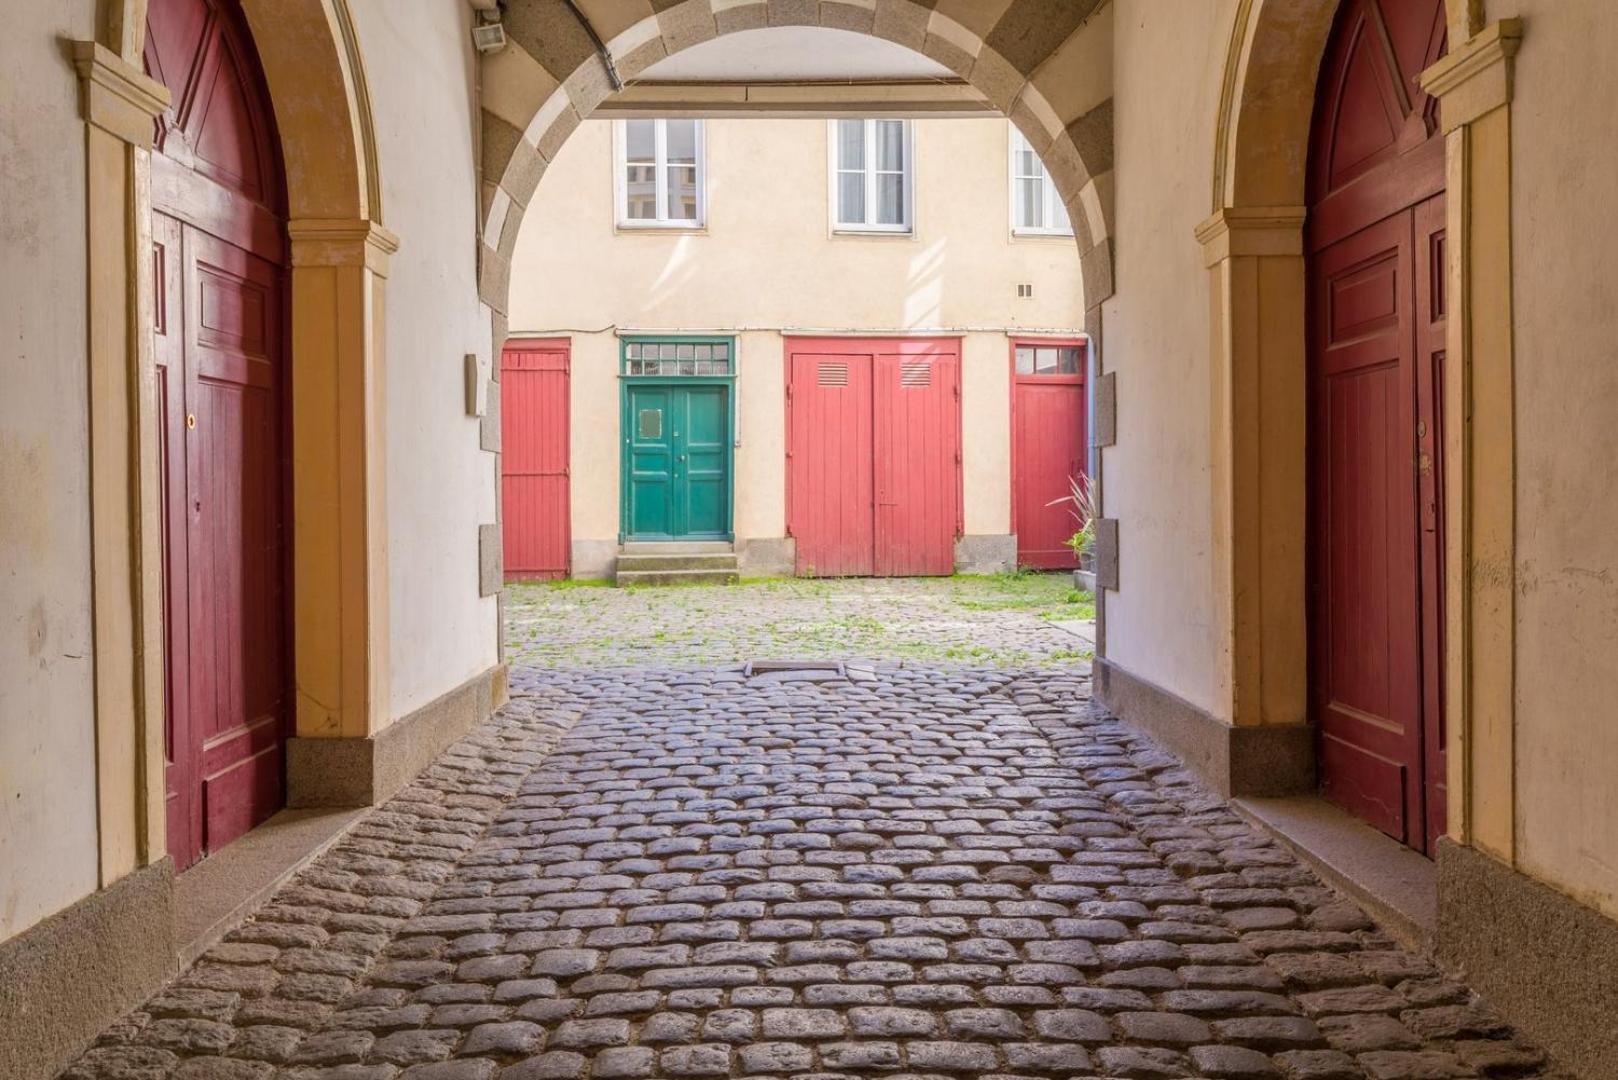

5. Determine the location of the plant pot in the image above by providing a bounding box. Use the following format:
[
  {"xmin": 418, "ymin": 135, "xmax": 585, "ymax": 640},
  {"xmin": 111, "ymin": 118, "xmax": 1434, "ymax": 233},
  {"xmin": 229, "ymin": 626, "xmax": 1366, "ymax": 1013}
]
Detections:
[{"xmin": 1073, "ymin": 568, "xmax": 1097, "ymax": 592}]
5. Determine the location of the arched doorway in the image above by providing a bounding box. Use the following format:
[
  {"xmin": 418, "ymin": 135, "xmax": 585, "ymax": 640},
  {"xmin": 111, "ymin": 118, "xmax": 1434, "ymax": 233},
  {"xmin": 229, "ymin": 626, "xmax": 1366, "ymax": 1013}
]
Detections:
[
  {"xmin": 145, "ymin": 0, "xmax": 289, "ymax": 870},
  {"xmin": 1307, "ymin": 0, "xmax": 1448, "ymax": 854}
]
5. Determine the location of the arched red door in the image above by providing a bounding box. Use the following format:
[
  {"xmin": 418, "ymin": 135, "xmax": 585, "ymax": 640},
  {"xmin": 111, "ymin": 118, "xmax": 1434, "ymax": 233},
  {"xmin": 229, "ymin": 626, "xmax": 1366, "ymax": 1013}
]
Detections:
[
  {"xmin": 1308, "ymin": 0, "xmax": 1448, "ymax": 855},
  {"xmin": 146, "ymin": 0, "xmax": 289, "ymax": 871}
]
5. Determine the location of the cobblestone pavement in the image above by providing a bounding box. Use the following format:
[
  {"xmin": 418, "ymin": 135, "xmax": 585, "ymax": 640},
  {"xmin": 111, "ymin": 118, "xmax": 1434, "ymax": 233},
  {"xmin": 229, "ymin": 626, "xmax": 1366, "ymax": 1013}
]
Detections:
[
  {"xmin": 503, "ymin": 576, "xmax": 1095, "ymax": 670},
  {"xmin": 60, "ymin": 660, "xmax": 1559, "ymax": 1080}
]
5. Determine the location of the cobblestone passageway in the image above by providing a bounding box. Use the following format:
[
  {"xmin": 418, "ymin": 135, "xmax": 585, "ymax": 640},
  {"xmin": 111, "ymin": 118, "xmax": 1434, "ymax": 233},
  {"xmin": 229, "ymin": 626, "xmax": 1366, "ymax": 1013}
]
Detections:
[{"xmin": 59, "ymin": 581, "xmax": 1557, "ymax": 1079}]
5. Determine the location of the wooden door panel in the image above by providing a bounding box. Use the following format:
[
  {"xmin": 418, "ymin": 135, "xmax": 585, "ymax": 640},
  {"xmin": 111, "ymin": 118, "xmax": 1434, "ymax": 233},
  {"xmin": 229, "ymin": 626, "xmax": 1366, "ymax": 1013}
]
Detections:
[
  {"xmin": 1014, "ymin": 377, "xmax": 1086, "ymax": 570},
  {"xmin": 874, "ymin": 349, "xmax": 960, "ymax": 577},
  {"xmin": 1309, "ymin": 0, "xmax": 1448, "ymax": 856},
  {"xmin": 625, "ymin": 385, "xmax": 675, "ymax": 539},
  {"xmin": 1311, "ymin": 213, "xmax": 1422, "ymax": 846},
  {"xmin": 679, "ymin": 386, "xmax": 731, "ymax": 539},
  {"xmin": 149, "ymin": 0, "xmax": 289, "ymax": 871},
  {"xmin": 788, "ymin": 352, "xmax": 875, "ymax": 577},
  {"xmin": 501, "ymin": 342, "xmax": 570, "ymax": 580}
]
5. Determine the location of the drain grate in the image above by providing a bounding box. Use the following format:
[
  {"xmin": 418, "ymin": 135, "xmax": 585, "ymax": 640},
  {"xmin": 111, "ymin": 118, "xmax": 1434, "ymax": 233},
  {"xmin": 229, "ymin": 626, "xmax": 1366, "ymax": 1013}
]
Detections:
[{"xmin": 744, "ymin": 659, "xmax": 845, "ymax": 678}]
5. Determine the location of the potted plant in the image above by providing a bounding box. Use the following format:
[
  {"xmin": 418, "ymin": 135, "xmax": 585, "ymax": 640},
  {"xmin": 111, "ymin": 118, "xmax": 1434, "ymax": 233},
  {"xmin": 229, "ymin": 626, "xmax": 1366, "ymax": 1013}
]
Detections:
[{"xmin": 1048, "ymin": 474, "xmax": 1098, "ymax": 589}]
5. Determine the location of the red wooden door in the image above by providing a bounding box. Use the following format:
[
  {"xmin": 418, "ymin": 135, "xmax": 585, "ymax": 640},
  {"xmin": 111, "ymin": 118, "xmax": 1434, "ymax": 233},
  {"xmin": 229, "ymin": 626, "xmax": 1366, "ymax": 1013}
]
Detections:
[
  {"xmin": 787, "ymin": 350, "xmax": 875, "ymax": 577},
  {"xmin": 501, "ymin": 340, "xmax": 571, "ymax": 580},
  {"xmin": 1308, "ymin": 0, "xmax": 1447, "ymax": 853},
  {"xmin": 1011, "ymin": 340, "xmax": 1088, "ymax": 569},
  {"xmin": 874, "ymin": 348, "xmax": 961, "ymax": 576},
  {"xmin": 786, "ymin": 338, "xmax": 960, "ymax": 577},
  {"xmin": 147, "ymin": 0, "xmax": 288, "ymax": 871}
]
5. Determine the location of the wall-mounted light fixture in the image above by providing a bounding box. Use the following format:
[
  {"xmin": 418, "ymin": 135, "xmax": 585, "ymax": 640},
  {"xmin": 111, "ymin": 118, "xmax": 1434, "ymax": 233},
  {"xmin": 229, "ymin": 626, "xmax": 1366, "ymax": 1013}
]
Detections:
[{"xmin": 470, "ymin": 0, "xmax": 506, "ymax": 54}]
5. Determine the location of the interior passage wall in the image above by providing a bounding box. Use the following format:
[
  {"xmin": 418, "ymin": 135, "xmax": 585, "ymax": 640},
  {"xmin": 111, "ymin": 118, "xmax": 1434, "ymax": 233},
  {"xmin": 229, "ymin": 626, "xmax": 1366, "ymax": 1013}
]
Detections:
[
  {"xmin": 350, "ymin": 1, "xmax": 500, "ymax": 718},
  {"xmin": 1505, "ymin": 0, "xmax": 1618, "ymax": 920},
  {"xmin": 0, "ymin": 0, "xmax": 104, "ymax": 939},
  {"xmin": 508, "ymin": 117, "xmax": 1085, "ymax": 334},
  {"xmin": 1099, "ymin": 0, "xmax": 1235, "ymax": 718}
]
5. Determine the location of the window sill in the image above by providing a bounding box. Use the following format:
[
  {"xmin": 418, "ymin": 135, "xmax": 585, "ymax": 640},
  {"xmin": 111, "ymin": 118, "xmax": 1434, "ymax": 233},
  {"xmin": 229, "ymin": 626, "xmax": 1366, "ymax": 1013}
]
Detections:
[
  {"xmin": 1011, "ymin": 229, "xmax": 1077, "ymax": 241},
  {"xmin": 615, "ymin": 222, "xmax": 708, "ymax": 235},
  {"xmin": 831, "ymin": 226, "xmax": 915, "ymax": 239}
]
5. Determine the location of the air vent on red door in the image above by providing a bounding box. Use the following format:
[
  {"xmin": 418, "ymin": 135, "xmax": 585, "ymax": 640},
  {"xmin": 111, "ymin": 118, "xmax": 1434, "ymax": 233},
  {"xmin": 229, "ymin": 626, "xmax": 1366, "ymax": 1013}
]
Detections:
[
  {"xmin": 818, "ymin": 361, "xmax": 849, "ymax": 386},
  {"xmin": 900, "ymin": 360, "xmax": 932, "ymax": 387}
]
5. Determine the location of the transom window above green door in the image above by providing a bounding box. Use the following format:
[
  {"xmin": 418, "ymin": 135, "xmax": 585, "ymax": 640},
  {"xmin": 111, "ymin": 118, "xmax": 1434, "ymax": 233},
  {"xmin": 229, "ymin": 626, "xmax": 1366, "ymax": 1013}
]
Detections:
[{"xmin": 624, "ymin": 339, "xmax": 733, "ymax": 376}]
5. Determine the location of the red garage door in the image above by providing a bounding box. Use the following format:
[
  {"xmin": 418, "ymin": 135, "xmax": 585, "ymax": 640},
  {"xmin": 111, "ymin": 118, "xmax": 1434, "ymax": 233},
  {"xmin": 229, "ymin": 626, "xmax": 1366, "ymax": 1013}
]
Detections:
[
  {"xmin": 786, "ymin": 338, "xmax": 960, "ymax": 577},
  {"xmin": 501, "ymin": 339, "xmax": 571, "ymax": 580}
]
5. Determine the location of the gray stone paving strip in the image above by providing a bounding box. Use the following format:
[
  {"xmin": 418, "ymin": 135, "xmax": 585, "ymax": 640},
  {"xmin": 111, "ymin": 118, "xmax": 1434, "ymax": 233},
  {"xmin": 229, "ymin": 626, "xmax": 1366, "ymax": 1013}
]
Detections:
[{"xmin": 57, "ymin": 663, "xmax": 1560, "ymax": 1080}]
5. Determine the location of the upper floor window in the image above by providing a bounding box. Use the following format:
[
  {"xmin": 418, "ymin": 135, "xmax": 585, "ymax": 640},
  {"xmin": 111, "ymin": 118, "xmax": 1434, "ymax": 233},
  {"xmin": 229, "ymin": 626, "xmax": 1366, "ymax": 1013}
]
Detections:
[
  {"xmin": 617, "ymin": 119, "xmax": 705, "ymax": 228},
  {"xmin": 1010, "ymin": 127, "xmax": 1072, "ymax": 236},
  {"xmin": 832, "ymin": 119, "xmax": 913, "ymax": 233}
]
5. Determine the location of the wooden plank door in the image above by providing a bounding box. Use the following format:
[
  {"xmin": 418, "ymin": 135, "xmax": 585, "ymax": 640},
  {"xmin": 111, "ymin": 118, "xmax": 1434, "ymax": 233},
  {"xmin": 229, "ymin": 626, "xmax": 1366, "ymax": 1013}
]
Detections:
[
  {"xmin": 874, "ymin": 347, "xmax": 961, "ymax": 577},
  {"xmin": 674, "ymin": 385, "xmax": 732, "ymax": 539},
  {"xmin": 624, "ymin": 384, "xmax": 676, "ymax": 539},
  {"xmin": 148, "ymin": 0, "xmax": 289, "ymax": 870},
  {"xmin": 1310, "ymin": 211, "xmax": 1423, "ymax": 844},
  {"xmin": 1012, "ymin": 341, "xmax": 1087, "ymax": 569},
  {"xmin": 788, "ymin": 351, "xmax": 875, "ymax": 576},
  {"xmin": 501, "ymin": 340, "xmax": 570, "ymax": 580}
]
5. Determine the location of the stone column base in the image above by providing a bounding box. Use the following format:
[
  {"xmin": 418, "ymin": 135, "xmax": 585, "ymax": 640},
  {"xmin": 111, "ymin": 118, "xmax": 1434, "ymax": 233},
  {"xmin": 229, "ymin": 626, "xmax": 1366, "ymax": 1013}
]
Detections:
[
  {"xmin": 1437, "ymin": 839, "xmax": 1618, "ymax": 1079},
  {"xmin": 288, "ymin": 663, "xmax": 507, "ymax": 807},
  {"xmin": 1095, "ymin": 657, "xmax": 1314, "ymax": 797},
  {"xmin": 0, "ymin": 860, "xmax": 176, "ymax": 1080}
]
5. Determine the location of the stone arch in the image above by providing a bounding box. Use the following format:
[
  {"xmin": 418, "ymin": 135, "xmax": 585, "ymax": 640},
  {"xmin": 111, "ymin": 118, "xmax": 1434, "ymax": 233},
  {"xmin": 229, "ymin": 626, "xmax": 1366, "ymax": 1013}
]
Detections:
[{"xmin": 476, "ymin": 0, "xmax": 1116, "ymax": 326}]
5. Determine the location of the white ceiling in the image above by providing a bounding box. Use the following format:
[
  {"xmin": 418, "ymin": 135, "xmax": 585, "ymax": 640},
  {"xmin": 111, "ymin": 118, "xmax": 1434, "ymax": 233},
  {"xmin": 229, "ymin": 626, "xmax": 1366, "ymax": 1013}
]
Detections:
[{"xmin": 634, "ymin": 26, "xmax": 956, "ymax": 83}]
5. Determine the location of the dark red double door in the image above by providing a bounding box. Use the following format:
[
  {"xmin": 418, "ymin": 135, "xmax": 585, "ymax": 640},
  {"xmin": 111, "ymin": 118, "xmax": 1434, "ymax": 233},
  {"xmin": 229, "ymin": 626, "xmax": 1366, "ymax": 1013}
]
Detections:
[
  {"xmin": 148, "ymin": 0, "xmax": 289, "ymax": 870},
  {"xmin": 1308, "ymin": 0, "xmax": 1448, "ymax": 854},
  {"xmin": 786, "ymin": 338, "xmax": 962, "ymax": 577}
]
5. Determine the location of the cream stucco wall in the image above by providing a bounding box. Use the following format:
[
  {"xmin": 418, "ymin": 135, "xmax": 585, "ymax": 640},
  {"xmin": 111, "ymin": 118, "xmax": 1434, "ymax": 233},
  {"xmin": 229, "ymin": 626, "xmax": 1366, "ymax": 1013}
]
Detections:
[
  {"xmin": 1504, "ymin": 0, "xmax": 1618, "ymax": 920},
  {"xmin": 1098, "ymin": 0, "xmax": 1235, "ymax": 718},
  {"xmin": 350, "ymin": 0, "xmax": 501, "ymax": 717},
  {"xmin": 510, "ymin": 116, "xmax": 1083, "ymax": 556},
  {"xmin": 0, "ymin": 0, "xmax": 104, "ymax": 941}
]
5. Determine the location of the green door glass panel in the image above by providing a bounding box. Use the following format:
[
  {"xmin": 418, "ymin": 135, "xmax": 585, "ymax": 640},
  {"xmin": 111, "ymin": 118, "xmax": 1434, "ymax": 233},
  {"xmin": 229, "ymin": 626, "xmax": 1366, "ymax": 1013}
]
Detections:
[{"xmin": 623, "ymin": 381, "xmax": 732, "ymax": 540}]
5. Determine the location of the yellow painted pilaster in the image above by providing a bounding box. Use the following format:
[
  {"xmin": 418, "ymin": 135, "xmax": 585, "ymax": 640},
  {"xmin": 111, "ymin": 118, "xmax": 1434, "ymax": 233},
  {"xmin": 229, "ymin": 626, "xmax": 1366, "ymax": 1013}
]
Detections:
[
  {"xmin": 71, "ymin": 41, "xmax": 171, "ymax": 879},
  {"xmin": 287, "ymin": 220, "xmax": 398, "ymax": 740},
  {"xmin": 1421, "ymin": 19, "xmax": 1523, "ymax": 860},
  {"xmin": 1197, "ymin": 207, "xmax": 1309, "ymax": 729}
]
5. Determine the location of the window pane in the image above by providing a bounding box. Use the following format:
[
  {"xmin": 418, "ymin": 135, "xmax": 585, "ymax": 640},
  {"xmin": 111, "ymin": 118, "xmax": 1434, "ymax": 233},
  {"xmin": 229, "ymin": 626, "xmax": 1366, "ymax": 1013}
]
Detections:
[
  {"xmin": 875, "ymin": 120, "xmax": 905, "ymax": 170},
  {"xmin": 625, "ymin": 119, "xmax": 655, "ymax": 162},
  {"xmin": 1058, "ymin": 347, "xmax": 1081, "ymax": 374},
  {"xmin": 1051, "ymin": 193, "xmax": 1072, "ymax": 232},
  {"xmin": 714, "ymin": 343, "xmax": 729, "ymax": 360},
  {"xmin": 1035, "ymin": 347, "xmax": 1058, "ymax": 373},
  {"xmin": 1015, "ymin": 346, "xmax": 1035, "ymax": 375},
  {"xmin": 837, "ymin": 119, "xmax": 865, "ymax": 169},
  {"xmin": 838, "ymin": 171, "xmax": 865, "ymax": 223},
  {"xmin": 625, "ymin": 162, "xmax": 657, "ymax": 220},
  {"xmin": 1018, "ymin": 178, "xmax": 1043, "ymax": 228},
  {"xmin": 665, "ymin": 119, "xmax": 698, "ymax": 165},
  {"xmin": 668, "ymin": 165, "xmax": 698, "ymax": 220},
  {"xmin": 695, "ymin": 344, "xmax": 711, "ymax": 360},
  {"xmin": 1015, "ymin": 147, "xmax": 1041, "ymax": 178},
  {"xmin": 660, "ymin": 343, "xmax": 678, "ymax": 360},
  {"xmin": 626, "ymin": 343, "xmax": 640, "ymax": 359},
  {"xmin": 676, "ymin": 343, "xmax": 694, "ymax": 360},
  {"xmin": 876, "ymin": 172, "xmax": 905, "ymax": 225}
]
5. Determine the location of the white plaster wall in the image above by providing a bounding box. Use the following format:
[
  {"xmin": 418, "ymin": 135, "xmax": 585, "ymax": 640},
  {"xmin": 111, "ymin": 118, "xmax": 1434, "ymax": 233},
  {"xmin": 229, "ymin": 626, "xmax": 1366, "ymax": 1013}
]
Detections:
[
  {"xmin": 0, "ymin": 0, "xmax": 103, "ymax": 939},
  {"xmin": 1097, "ymin": 0, "xmax": 1234, "ymax": 717},
  {"xmin": 514, "ymin": 116, "xmax": 1080, "ymax": 553},
  {"xmin": 350, "ymin": 1, "xmax": 500, "ymax": 718},
  {"xmin": 1505, "ymin": 0, "xmax": 1618, "ymax": 920}
]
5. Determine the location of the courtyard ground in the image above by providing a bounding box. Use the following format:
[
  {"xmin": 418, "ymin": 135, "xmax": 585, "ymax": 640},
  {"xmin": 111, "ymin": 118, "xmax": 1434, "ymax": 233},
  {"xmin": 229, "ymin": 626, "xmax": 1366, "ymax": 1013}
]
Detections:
[{"xmin": 58, "ymin": 577, "xmax": 1559, "ymax": 1079}]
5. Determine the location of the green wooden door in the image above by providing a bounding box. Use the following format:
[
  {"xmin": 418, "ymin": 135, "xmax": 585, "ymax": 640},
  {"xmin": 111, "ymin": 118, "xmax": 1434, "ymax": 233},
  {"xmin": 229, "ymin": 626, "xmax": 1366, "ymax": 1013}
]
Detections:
[{"xmin": 624, "ymin": 382, "xmax": 731, "ymax": 539}]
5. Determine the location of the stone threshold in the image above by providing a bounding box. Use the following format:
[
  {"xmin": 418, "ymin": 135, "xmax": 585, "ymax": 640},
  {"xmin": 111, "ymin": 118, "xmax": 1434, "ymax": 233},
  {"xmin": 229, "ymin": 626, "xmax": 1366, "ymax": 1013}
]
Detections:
[
  {"xmin": 173, "ymin": 806, "xmax": 365, "ymax": 965},
  {"xmin": 1232, "ymin": 794, "xmax": 1436, "ymax": 953}
]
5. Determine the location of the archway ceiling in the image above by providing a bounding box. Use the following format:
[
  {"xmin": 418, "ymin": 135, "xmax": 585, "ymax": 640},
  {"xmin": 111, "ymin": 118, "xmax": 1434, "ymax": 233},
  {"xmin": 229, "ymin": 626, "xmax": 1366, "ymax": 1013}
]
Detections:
[{"xmin": 636, "ymin": 26, "xmax": 956, "ymax": 82}]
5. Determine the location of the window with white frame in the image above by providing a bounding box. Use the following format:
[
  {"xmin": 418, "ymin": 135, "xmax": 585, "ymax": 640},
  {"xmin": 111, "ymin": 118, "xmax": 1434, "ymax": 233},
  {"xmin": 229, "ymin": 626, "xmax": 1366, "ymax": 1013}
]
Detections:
[
  {"xmin": 832, "ymin": 118, "xmax": 913, "ymax": 233},
  {"xmin": 1010, "ymin": 126, "xmax": 1073, "ymax": 236},
  {"xmin": 617, "ymin": 119, "xmax": 705, "ymax": 227}
]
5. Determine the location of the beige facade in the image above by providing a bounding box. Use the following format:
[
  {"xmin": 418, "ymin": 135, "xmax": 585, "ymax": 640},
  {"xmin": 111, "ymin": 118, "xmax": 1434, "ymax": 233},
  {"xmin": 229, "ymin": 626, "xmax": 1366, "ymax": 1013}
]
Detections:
[
  {"xmin": 509, "ymin": 116, "xmax": 1085, "ymax": 575},
  {"xmin": 7, "ymin": 1, "xmax": 1618, "ymax": 1077}
]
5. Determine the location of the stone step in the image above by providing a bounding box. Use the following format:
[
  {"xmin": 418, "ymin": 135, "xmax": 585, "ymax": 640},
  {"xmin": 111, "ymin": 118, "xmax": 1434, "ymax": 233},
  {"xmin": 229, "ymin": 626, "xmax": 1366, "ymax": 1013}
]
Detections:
[
  {"xmin": 616, "ymin": 568, "xmax": 741, "ymax": 587},
  {"xmin": 616, "ymin": 552, "xmax": 740, "ymax": 573},
  {"xmin": 621, "ymin": 540, "xmax": 734, "ymax": 555}
]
